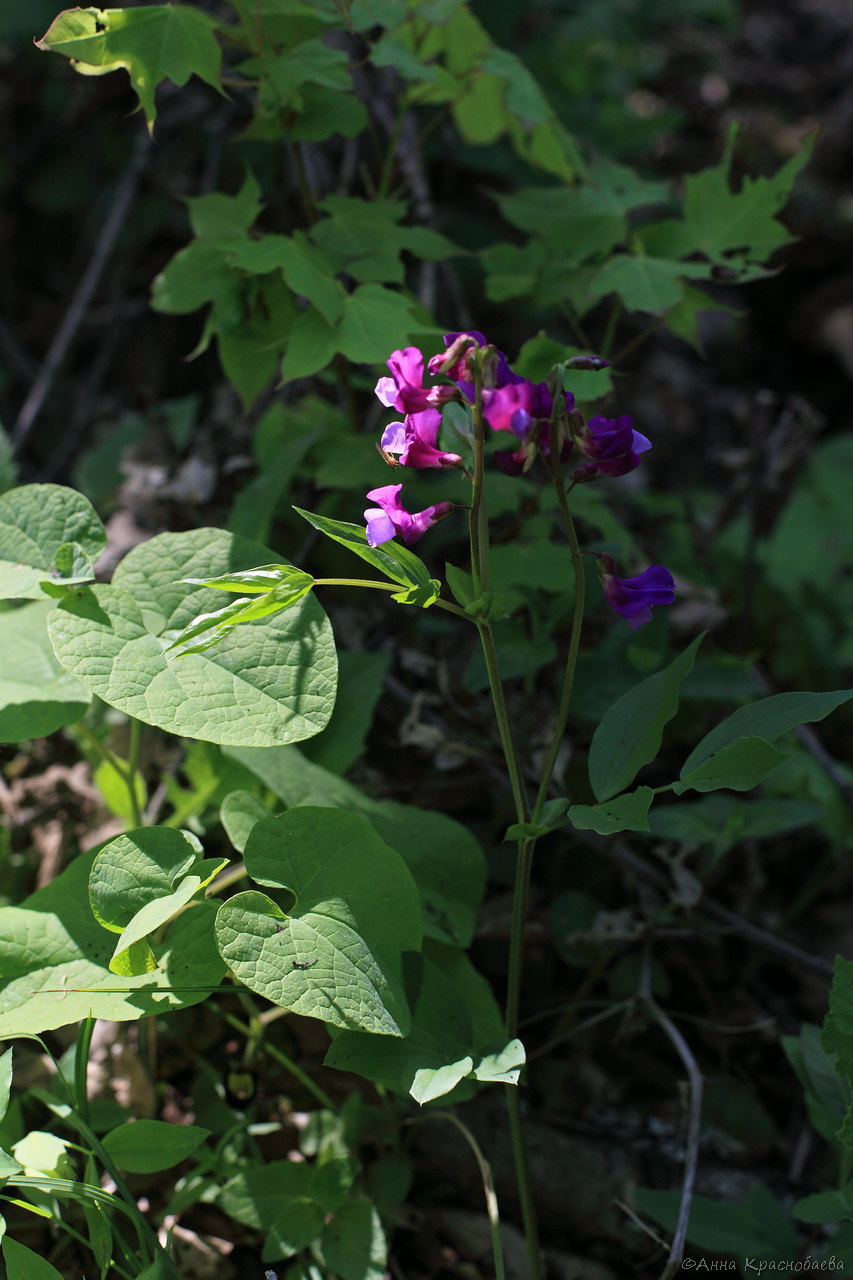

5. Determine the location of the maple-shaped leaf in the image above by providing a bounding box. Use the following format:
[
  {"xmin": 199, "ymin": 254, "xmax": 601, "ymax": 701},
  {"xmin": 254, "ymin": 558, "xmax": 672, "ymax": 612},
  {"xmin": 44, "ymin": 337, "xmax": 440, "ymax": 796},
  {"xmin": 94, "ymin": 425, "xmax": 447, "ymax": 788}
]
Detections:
[
  {"xmin": 36, "ymin": 6, "xmax": 224, "ymax": 131},
  {"xmin": 683, "ymin": 123, "xmax": 816, "ymax": 267}
]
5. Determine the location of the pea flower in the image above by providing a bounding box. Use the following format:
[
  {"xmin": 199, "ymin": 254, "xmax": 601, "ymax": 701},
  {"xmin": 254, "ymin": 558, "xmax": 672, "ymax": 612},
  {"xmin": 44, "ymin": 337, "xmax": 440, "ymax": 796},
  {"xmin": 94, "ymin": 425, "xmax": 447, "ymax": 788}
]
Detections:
[
  {"xmin": 375, "ymin": 348, "xmax": 459, "ymax": 414},
  {"xmin": 595, "ymin": 553, "xmax": 675, "ymax": 629},
  {"xmin": 380, "ymin": 409, "xmax": 463, "ymax": 470},
  {"xmin": 364, "ymin": 484, "xmax": 454, "ymax": 548},
  {"xmin": 573, "ymin": 414, "xmax": 651, "ymax": 481}
]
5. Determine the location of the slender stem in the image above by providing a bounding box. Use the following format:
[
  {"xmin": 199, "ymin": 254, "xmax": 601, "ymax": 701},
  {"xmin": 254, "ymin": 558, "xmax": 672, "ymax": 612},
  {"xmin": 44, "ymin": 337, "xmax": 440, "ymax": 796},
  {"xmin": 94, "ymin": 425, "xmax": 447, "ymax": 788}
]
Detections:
[
  {"xmin": 220, "ymin": 1011, "xmax": 336, "ymax": 1112},
  {"xmin": 464, "ymin": 352, "xmax": 542, "ymax": 1280},
  {"xmin": 426, "ymin": 1111, "xmax": 507, "ymax": 1280},
  {"xmin": 74, "ymin": 722, "xmax": 142, "ymax": 828},
  {"xmin": 206, "ymin": 862, "xmax": 248, "ymax": 895},
  {"xmin": 377, "ymin": 101, "xmax": 407, "ymax": 199},
  {"xmin": 477, "ymin": 622, "xmax": 530, "ymax": 827},
  {"xmin": 600, "ymin": 297, "xmax": 623, "ymax": 360},
  {"xmin": 531, "ymin": 425, "xmax": 586, "ymax": 823},
  {"xmin": 505, "ymin": 1086, "xmax": 543, "ymax": 1280},
  {"xmin": 313, "ymin": 578, "xmax": 472, "ymax": 620},
  {"xmin": 126, "ymin": 718, "xmax": 142, "ymax": 828},
  {"xmin": 468, "ymin": 358, "xmax": 488, "ymax": 596}
]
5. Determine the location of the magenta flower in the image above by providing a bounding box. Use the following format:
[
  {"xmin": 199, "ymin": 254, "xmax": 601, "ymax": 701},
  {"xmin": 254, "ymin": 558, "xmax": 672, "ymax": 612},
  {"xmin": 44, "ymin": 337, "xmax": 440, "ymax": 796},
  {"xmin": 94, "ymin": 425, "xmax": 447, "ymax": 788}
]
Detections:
[
  {"xmin": 375, "ymin": 348, "xmax": 459, "ymax": 414},
  {"xmin": 380, "ymin": 409, "xmax": 463, "ymax": 470},
  {"xmin": 574, "ymin": 414, "xmax": 651, "ymax": 480},
  {"xmin": 364, "ymin": 484, "xmax": 454, "ymax": 548},
  {"xmin": 483, "ymin": 379, "xmax": 554, "ymax": 437},
  {"xmin": 595, "ymin": 553, "xmax": 675, "ymax": 630}
]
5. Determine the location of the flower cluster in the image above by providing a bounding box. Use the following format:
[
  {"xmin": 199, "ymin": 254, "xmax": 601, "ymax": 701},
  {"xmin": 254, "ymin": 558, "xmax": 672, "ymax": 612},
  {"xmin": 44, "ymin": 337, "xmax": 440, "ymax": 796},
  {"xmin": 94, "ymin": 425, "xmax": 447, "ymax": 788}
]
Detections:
[{"xmin": 366, "ymin": 331, "xmax": 674, "ymax": 629}]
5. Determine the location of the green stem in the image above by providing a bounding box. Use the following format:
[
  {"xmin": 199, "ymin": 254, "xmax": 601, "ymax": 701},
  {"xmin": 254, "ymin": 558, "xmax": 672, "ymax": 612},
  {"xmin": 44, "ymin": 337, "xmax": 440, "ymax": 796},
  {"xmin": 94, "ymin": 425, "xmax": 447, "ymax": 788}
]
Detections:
[
  {"xmin": 377, "ymin": 101, "xmax": 407, "ymax": 199},
  {"xmin": 531, "ymin": 427, "xmax": 586, "ymax": 823},
  {"xmin": 600, "ymin": 297, "xmax": 623, "ymax": 360},
  {"xmin": 464, "ymin": 351, "xmax": 542, "ymax": 1280},
  {"xmin": 505, "ymin": 1086, "xmax": 543, "ymax": 1280},
  {"xmin": 74, "ymin": 722, "xmax": 142, "ymax": 829},
  {"xmin": 477, "ymin": 621, "xmax": 529, "ymax": 827},
  {"xmin": 126, "ymin": 718, "xmax": 142, "ymax": 828},
  {"xmin": 468, "ymin": 358, "xmax": 488, "ymax": 596},
  {"xmin": 221, "ymin": 1011, "xmax": 337, "ymax": 1112},
  {"xmin": 312, "ymin": 581, "xmax": 468, "ymax": 619}
]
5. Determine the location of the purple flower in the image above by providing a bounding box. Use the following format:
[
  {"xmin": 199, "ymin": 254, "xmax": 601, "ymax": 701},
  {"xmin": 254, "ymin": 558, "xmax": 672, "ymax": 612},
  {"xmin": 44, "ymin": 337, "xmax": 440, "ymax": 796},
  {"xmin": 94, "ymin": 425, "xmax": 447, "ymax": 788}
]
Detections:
[
  {"xmin": 428, "ymin": 330, "xmax": 522, "ymax": 392},
  {"xmin": 574, "ymin": 414, "xmax": 651, "ymax": 480},
  {"xmin": 596, "ymin": 553, "xmax": 675, "ymax": 629},
  {"xmin": 375, "ymin": 348, "xmax": 459, "ymax": 414},
  {"xmin": 380, "ymin": 409, "xmax": 463, "ymax": 470},
  {"xmin": 364, "ymin": 484, "xmax": 454, "ymax": 548}
]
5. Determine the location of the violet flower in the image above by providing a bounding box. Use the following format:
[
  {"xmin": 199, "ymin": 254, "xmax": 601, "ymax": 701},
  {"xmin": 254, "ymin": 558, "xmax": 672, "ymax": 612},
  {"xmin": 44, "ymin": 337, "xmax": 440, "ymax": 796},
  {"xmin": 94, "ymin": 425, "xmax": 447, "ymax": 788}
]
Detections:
[
  {"xmin": 364, "ymin": 484, "xmax": 454, "ymax": 548},
  {"xmin": 574, "ymin": 414, "xmax": 651, "ymax": 480},
  {"xmin": 596, "ymin": 553, "xmax": 675, "ymax": 630},
  {"xmin": 375, "ymin": 348, "xmax": 459, "ymax": 414},
  {"xmin": 380, "ymin": 409, "xmax": 463, "ymax": 470}
]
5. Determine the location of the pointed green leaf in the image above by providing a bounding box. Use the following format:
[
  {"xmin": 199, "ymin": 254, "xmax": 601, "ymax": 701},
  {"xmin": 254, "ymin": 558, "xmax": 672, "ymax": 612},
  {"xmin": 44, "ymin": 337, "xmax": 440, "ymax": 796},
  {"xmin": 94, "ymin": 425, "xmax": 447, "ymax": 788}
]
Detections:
[
  {"xmin": 214, "ymin": 807, "xmax": 422, "ymax": 1035},
  {"xmin": 589, "ymin": 634, "xmax": 705, "ymax": 801},
  {"xmin": 47, "ymin": 528, "xmax": 337, "ymax": 747},
  {"xmin": 674, "ymin": 737, "xmax": 790, "ymax": 795},
  {"xmin": 681, "ymin": 689, "xmax": 853, "ymax": 778},
  {"xmin": 3, "ymin": 1237, "xmax": 64, "ymax": 1280},
  {"xmin": 101, "ymin": 1119, "xmax": 210, "ymax": 1173},
  {"xmin": 0, "ymin": 485, "xmax": 105, "ymax": 601}
]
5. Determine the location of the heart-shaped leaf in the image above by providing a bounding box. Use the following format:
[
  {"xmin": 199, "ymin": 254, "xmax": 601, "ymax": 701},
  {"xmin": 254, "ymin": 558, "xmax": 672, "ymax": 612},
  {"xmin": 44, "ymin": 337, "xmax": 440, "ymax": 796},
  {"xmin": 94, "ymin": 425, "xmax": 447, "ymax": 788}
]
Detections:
[
  {"xmin": 47, "ymin": 528, "xmax": 337, "ymax": 747},
  {"xmin": 214, "ymin": 807, "xmax": 421, "ymax": 1035},
  {"xmin": 0, "ymin": 485, "xmax": 105, "ymax": 600}
]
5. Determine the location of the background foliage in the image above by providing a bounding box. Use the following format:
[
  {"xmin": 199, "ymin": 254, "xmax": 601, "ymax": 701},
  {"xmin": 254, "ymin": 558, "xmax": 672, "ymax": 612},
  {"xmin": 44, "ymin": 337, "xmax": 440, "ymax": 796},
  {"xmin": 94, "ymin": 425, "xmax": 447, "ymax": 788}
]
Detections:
[{"xmin": 2, "ymin": 0, "xmax": 853, "ymax": 1276}]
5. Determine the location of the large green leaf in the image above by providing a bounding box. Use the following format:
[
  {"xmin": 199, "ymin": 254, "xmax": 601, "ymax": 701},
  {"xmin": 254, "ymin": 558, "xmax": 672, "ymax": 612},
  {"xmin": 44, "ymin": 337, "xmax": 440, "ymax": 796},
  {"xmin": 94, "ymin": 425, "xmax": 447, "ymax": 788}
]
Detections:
[
  {"xmin": 215, "ymin": 807, "xmax": 422, "ymax": 1035},
  {"xmin": 680, "ymin": 690, "xmax": 853, "ymax": 779},
  {"xmin": 47, "ymin": 529, "xmax": 337, "ymax": 747},
  {"xmin": 326, "ymin": 944, "xmax": 523, "ymax": 1104},
  {"xmin": 0, "ymin": 853, "xmax": 226, "ymax": 1036},
  {"xmin": 0, "ymin": 600, "xmax": 91, "ymax": 742},
  {"xmin": 36, "ymin": 5, "xmax": 224, "ymax": 131},
  {"xmin": 226, "ymin": 745, "xmax": 485, "ymax": 947},
  {"xmin": 588, "ymin": 634, "xmax": 704, "ymax": 802},
  {"xmin": 0, "ymin": 485, "xmax": 105, "ymax": 600}
]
